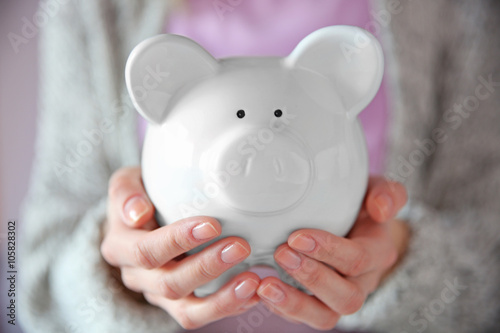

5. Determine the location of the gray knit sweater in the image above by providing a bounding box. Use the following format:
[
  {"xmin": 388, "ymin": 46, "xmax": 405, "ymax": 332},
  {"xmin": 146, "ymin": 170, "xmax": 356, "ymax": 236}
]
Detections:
[{"xmin": 19, "ymin": 0, "xmax": 500, "ymax": 332}]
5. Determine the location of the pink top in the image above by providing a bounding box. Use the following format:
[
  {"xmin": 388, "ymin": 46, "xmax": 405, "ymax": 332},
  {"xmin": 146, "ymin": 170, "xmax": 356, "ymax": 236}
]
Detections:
[
  {"xmin": 138, "ymin": 1, "xmax": 386, "ymax": 331},
  {"xmin": 138, "ymin": 0, "xmax": 389, "ymax": 174}
]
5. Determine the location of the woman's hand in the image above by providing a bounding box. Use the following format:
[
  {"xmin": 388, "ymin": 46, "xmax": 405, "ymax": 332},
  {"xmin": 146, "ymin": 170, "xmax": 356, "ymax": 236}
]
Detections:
[
  {"xmin": 257, "ymin": 176, "xmax": 409, "ymax": 330},
  {"xmin": 100, "ymin": 167, "xmax": 261, "ymax": 329}
]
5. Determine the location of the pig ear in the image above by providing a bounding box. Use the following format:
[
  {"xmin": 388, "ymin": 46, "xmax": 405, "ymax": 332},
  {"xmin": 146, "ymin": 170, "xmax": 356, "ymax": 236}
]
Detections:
[
  {"xmin": 286, "ymin": 26, "xmax": 384, "ymax": 117},
  {"xmin": 125, "ymin": 35, "xmax": 218, "ymax": 125}
]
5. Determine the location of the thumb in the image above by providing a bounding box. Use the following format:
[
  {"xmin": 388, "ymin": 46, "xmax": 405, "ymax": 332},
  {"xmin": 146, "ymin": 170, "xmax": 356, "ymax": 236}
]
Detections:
[
  {"xmin": 365, "ymin": 176, "xmax": 407, "ymax": 223},
  {"xmin": 108, "ymin": 167, "xmax": 155, "ymax": 228}
]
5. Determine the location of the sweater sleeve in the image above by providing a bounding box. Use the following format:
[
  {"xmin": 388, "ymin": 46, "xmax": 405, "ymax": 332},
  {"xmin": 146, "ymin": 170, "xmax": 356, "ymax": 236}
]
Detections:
[
  {"xmin": 337, "ymin": 202, "xmax": 500, "ymax": 333},
  {"xmin": 18, "ymin": 2, "xmax": 179, "ymax": 332},
  {"xmin": 338, "ymin": 0, "xmax": 500, "ymax": 332}
]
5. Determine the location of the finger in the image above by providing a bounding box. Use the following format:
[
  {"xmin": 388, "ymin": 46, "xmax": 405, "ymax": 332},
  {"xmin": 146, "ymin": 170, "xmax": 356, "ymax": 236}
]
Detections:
[
  {"xmin": 288, "ymin": 228, "xmax": 395, "ymax": 277},
  {"xmin": 232, "ymin": 297, "xmax": 261, "ymax": 316},
  {"xmin": 349, "ymin": 270, "xmax": 383, "ymax": 296},
  {"xmin": 365, "ymin": 176, "xmax": 407, "ymax": 223},
  {"xmin": 274, "ymin": 245, "xmax": 366, "ymax": 315},
  {"xmin": 258, "ymin": 304, "xmax": 302, "ymax": 325},
  {"xmin": 108, "ymin": 167, "xmax": 154, "ymax": 228},
  {"xmin": 101, "ymin": 216, "xmax": 221, "ymax": 268},
  {"xmin": 100, "ymin": 226, "xmax": 148, "ymax": 267},
  {"xmin": 257, "ymin": 277, "xmax": 340, "ymax": 330},
  {"xmin": 120, "ymin": 236, "xmax": 251, "ymax": 299},
  {"xmin": 145, "ymin": 272, "xmax": 260, "ymax": 330}
]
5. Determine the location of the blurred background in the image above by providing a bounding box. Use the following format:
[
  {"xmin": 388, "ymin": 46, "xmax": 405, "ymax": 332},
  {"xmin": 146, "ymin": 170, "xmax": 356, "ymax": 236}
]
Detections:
[{"xmin": 1, "ymin": 1, "xmax": 39, "ymax": 332}]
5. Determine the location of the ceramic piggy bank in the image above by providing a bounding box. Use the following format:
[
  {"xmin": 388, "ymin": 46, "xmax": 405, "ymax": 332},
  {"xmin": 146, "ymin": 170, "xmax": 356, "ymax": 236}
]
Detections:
[{"xmin": 126, "ymin": 26, "xmax": 384, "ymax": 296}]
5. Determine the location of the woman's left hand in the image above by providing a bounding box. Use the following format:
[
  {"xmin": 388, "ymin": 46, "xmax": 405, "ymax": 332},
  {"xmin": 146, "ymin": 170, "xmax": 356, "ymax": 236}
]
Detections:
[{"xmin": 257, "ymin": 176, "xmax": 409, "ymax": 330}]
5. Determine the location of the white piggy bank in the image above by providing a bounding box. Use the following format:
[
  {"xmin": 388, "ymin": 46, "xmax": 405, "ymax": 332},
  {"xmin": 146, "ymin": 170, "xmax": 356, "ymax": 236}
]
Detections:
[{"xmin": 126, "ymin": 26, "xmax": 384, "ymax": 296}]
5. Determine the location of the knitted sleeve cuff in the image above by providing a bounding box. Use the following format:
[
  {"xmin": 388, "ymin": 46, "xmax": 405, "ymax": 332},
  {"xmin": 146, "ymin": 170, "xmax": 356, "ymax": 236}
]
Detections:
[{"xmin": 337, "ymin": 202, "xmax": 500, "ymax": 332}]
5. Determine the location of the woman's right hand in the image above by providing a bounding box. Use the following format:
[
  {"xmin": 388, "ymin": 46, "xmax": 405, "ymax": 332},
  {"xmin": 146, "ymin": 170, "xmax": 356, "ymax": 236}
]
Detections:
[{"xmin": 100, "ymin": 167, "xmax": 261, "ymax": 329}]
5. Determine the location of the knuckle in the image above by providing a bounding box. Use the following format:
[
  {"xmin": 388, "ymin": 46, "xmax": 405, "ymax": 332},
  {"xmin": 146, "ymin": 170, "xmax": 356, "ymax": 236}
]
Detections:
[
  {"xmin": 176, "ymin": 311, "xmax": 198, "ymax": 330},
  {"xmin": 321, "ymin": 235, "xmax": 340, "ymax": 259},
  {"xmin": 121, "ymin": 270, "xmax": 139, "ymax": 293},
  {"xmin": 317, "ymin": 247, "xmax": 333, "ymax": 263},
  {"xmin": 297, "ymin": 258, "xmax": 322, "ymax": 288},
  {"xmin": 158, "ymin": 277, "xmax": 183, "ymax": 300},
  {"xmin": 143, "ymin": 292, "xmax": 160, "ymax": 306},
  {"xmin": 100, "ymin": 239, "xmax": 116, "ymax": 265},
  {"xmin": 108, "ymin": 173, "xmax": 129, "ymax": 198},
  {"xmin": 212, "ymin": 297, "xmax": 236, "ymax": 317},
  {"xmin": 133, "ymin": 240, "xmax": 158, "ymax": 269},
  {"xmin": 341, "ymin": 284, "xmax": 365, "ymax": 314},
  {"xmin": 169, "ymin": 227, "xmax": 191, "ymax": 254},
  {"xmin": 346, "ymin": 247, "xmax": 369, "ymax": 276},
  {"xmin": 196, "ymin": 258, "xmax": 220, "ymax": 281},
  {"xmin": 285, "ymin": 300, "xmax": 304, "ymax": 318}
]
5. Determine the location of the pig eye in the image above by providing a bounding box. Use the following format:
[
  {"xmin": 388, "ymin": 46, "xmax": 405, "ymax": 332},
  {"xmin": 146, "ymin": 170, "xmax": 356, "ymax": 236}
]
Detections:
[
  {"xmin": 274, "ymin": 109, "xmax": 283, "ymax": 118},
  {"xmin": 236, "ymin": 110, "xmax": 246, "ymax": 118}
]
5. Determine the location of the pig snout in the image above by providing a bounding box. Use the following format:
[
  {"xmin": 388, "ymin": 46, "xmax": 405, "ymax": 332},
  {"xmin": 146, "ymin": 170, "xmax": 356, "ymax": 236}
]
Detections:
[{"xmin": 206, "ymin": 130, "xmax": 313, "ymax": 214}]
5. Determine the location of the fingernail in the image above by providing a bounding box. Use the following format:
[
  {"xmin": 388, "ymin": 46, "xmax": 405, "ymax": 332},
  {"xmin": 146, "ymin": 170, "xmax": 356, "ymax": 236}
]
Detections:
[
  {"xmin": 289, "ymin": 234, "xmax": 316, "ymax": 252},
  {"xmin": 259, "ymin": 283, "xmax": 285, "ymax": 303},
  {"xmin": 275, "ymin": 248, "xmax": 301, "ymax": 270},
  {"xmin": 124, "ymin": 196, "xmax": 149, "ymax": 225},
  {"xmin": 192, "ymin": 222, "xmax": 219, "ymax": 240},
  {"xmin": 221, "ymin": 242, "xmax": 249, "ymax": 264},
  {"xmin": 375, "ymin": 193, "xmax": 393, "ymax": 218},
  {"xmin": 235, "ymin": 279, "xmax": 259, "ymax": 299}
]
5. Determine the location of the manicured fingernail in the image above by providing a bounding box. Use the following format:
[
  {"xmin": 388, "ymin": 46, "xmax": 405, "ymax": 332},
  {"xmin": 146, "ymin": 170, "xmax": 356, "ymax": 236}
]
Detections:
[
  {"xmin": 221, "ymin": 242, "xmax": 249, "ymax": 264},
  {"xmin": 289, "ymin": 234, "xmax": 316, "ymax": 252},
  {"xmin": 259, "ymin": 283, "xmax": 285, "ymax": 303},
  {"xmin": 124, "ymin": 196, "xmax": 149, "ymax": 225},
  {"xmin": 235, "ymin": 279, "xmax": 259, "ymax": 299},
  {"xmin": 192, "ymin": 222, "xmax": 219, "ymax": 240},
  {"xmin": 375, "ymin": 193, "xmax": 393, "ymax": 218},
  {"xmin": 275, "ymin": 248, "xmax": 301, "ymax": 270}
]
